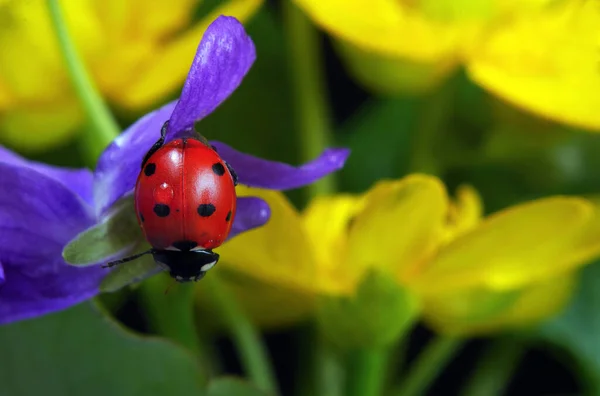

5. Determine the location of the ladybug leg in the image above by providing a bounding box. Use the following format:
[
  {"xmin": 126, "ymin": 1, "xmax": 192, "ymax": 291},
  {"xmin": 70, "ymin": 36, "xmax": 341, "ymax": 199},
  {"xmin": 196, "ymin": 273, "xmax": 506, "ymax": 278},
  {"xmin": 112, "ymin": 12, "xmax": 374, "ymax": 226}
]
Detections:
[
  {"xmin": 141, "ymin": 121, "xmax": 169, "ymax": 168},
  {"xmin": 102, "ymin": 249, "xmax": 154, "ymax": 268},
  {"xmin": 225, "ymin": 161, "xmax": 238, "ymax": 186},
  {"xmin": 194, "ymin": 272, "xmax": 207, "ymax": 282}
]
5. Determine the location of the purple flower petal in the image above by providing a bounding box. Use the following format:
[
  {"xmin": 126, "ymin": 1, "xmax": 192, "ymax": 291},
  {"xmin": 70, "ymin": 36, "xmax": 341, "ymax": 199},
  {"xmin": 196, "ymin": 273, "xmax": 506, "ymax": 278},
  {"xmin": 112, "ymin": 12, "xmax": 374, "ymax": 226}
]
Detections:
[
  {"xmin": 212, "ymin": 142, "xmax": 351, "ymax": 190},
  {"xmin": 227, "ymin": 196, "xmax": 271, "ymax": 240},
  {"xmin": 0, "ymin": 146, "xmax": 94, "ymax": 206},
  {"xmin": 167, "ymin": 16, "xmax": 256, "ymax": 137},
  {"xmin": 0, "ymin": 164, "xmax": 94, "ymax": 252},
  {"xmin": 0, "ymin": 261, "xmax": 102, "ymax": 325},
  {"xmin": 0, "ymin": 264, "xmax": 4, "ymax": 285},
  {"xmin": 94, "ymin": 102, "xmax": 176, "ymax": 215},
  {"xmin": 0, "ymin": 163, "xmax": 102, "ymax": 324}
]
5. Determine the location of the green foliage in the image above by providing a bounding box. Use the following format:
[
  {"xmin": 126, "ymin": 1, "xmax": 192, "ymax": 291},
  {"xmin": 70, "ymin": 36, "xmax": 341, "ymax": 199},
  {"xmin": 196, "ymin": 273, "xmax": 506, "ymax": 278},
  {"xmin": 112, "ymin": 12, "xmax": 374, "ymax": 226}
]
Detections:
[
  {"xmin": 338, "ymin": 97, "xmax": 417, "ymax": 192},
  {"xmin": 206, "ymin": 377, "xmax": 273, "ymax": 396},
  {"xmin": 0, "ymin": 302, "xmax": 204, "ymax": 396},
  {"xmin": 536, "ymin": 261, "xmax": 600, "ymax": 395},
  {"xmin": 316, "ymin": 270, "xmax": 420, "ymax": 350},
  {"xmin": 99, "ymin": 252, "xmax": 159, "ymax": 293},
  {"xmin": 62, "ymin": 197, "xmax": 141, "ymax": 266}
]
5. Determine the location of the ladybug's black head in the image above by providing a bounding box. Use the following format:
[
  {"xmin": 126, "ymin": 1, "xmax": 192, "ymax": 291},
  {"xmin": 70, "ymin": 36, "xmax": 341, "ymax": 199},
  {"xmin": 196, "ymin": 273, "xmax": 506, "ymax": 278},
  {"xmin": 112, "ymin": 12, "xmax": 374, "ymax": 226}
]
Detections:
[{"xmin": 152, "ymin": 249, "xmax": 219, "ymax": 282}]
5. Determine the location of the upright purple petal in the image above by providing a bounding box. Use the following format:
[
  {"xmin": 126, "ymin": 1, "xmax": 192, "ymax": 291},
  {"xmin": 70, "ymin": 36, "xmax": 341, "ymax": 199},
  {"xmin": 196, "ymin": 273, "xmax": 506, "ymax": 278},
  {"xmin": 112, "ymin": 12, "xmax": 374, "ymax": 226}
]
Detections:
[
  {"xmin": 0, "ymin": 264, "xmax": 4, "ymax": 285},
  {"xmin": 212, "ymin": 142, "xmax": 350, "ymax": 190},
  {"xmin": 227, "ymin": 196, "xmax": 271, "ymax": 240},
  {"xmin": 167, "ymin": 16, "xmax": 256, "ymax": 137},
  {"xmin": 0, "ymin": 163, "xmax": 102, "ymax": 324},
  {"xmin": 0, "ymin": 146, "xmax": 94, "ymax": 206},
  {"xmin": 94, "ymin": 102, "xmax": 177, "ymax": 215}
]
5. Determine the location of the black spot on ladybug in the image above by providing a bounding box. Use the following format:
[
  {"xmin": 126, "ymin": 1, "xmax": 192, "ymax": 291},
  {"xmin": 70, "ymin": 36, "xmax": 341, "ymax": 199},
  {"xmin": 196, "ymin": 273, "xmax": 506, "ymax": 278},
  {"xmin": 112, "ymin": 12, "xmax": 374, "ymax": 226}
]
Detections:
[
  {"xmin": 144, "ymin": 163, "xmax": 156, "ymax": 176},
  {"xmin": 197, "ymin": 203, "xmax": 216, "ymax": 217},
  {"xmin": 139, "ymin": 213, "xmax": 145, "ymax": 222},
  {"xmin": 225, "ymin": 210, "xmax": 232, "ymax": 222},
  {"xmin": 154, "ymin": 204, "xmax": 170, "ymax": 217},
  {"xmin": 172, "ymin": 240, "xmax": 198, "ymax": 251},
  {"xmin": 211, "ymin": 145, "xmax": 218, "ymax": 152},
  {"xmin": 212, "ymin": 163, "xmax": 225, "ymax": 176}
]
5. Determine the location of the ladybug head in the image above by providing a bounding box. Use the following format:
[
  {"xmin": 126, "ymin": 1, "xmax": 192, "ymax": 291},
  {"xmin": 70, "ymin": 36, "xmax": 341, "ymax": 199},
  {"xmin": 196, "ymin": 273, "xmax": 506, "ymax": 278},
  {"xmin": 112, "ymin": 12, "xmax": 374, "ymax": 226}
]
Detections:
[{"xmin": 152, "ymin": 249, "xmax": 219, "ymax": 282}]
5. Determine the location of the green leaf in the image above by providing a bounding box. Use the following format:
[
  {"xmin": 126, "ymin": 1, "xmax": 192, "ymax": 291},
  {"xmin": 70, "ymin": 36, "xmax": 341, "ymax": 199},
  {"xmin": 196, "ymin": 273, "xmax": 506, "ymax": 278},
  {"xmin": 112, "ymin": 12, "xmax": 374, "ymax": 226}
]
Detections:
[
  {"xmin": 535, "ymin": 261, "xmax": 600, "ymax": 394},
  {"xmin": 316, "ymin": 270, "xmax": 420, "ymax": 350},
  {"xmin": 63, "ymin": 197, "xmax": 141, "ymax": 266},
  {"xmin": 99, "ymin": 249, "xmax": 162, "ymax": 293},
  {"xmin": 0, "ymin": 302, "xmax": 205, "ymax": 396},
  {"xmin": 206, "ymin": 377, "xmax": 272, "ymax": 396}
]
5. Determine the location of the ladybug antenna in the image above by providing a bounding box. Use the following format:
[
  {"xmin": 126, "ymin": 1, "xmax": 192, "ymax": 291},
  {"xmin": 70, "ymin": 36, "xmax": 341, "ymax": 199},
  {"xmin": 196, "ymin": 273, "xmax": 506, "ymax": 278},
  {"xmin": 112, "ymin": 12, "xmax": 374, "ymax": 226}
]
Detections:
[{"xmin": 102, "ymin": 249, "xmax": 154, "ymax": 269}]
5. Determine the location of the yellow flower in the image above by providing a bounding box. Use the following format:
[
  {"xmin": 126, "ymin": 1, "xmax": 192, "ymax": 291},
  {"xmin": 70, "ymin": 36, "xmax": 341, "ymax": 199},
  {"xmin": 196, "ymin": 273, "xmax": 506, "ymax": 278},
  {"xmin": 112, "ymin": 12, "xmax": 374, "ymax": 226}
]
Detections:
[
  {"xmin": 0, "ymin": 0, "xmax": 263, "ymax": 152},
  {"xmin": 293, "ymin": 0, "xmax": 600, "ymax": 130},
  {"xmin": 201, "ymin": 176, "xmax": 600, "ymax": 340}
]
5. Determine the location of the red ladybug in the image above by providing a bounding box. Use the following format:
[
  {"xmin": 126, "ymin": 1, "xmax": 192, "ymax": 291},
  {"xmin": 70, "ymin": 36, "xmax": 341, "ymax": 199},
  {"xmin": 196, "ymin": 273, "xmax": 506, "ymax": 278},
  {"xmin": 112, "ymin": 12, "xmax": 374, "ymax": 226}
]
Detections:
[{"xmin": 103, "ymin": 121, "xmax": 238, "ymax": 282}]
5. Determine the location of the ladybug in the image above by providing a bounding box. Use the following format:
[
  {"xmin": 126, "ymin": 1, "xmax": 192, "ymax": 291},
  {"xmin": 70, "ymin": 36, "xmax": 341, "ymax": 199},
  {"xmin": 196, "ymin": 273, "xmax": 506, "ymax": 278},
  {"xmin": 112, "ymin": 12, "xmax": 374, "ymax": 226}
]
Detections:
[{"xmin": 103, "ymin": 121, "xmax": 238, "ymax": 282}]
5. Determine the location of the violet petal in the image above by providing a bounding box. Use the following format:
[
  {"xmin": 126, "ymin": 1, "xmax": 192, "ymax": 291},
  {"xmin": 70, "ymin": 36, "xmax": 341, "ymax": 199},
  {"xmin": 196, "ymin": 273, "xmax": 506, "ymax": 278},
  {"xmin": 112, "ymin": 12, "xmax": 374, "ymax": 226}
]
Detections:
[
  {"xmin": 212, "ymin": 142, "xmax": 351, "ymax": 190},
  {"xmin": 167, "ymin": 16, "xmax": 256, "ymax": 137},
  {"xmin": 0, "ymin": 262, "xmax": 102, "ymax": 325},
  {"xmin": 0, "ymin": 146, "xmax": 94, "ymax": 206},
  {"xmin": 0, "ymin": 163, "xmax": 102, "ymax": 324},
  {"xmin": 0, "ymin": 163, "xmax": 95, "ymax": 258},
  {"xmin": 227, "ymin": 196, "xmax": 271, "ymax": 240},
  {"xmin": 94, "ymin": 101, "xmax": 176, "ymax": 215}
]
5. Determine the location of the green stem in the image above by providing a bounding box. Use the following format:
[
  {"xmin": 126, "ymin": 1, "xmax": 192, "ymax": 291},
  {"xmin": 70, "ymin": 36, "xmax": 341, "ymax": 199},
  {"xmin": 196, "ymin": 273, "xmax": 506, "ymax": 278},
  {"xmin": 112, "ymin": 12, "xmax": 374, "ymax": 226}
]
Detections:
[
  {"xmin": 394, "ymin": 336, "xmax": 464, "ymax": 396},
  {"xmin": 296, "ymin": 330, "xmax": 344, "ymax": 396},
  {"xmin": 347, "ymin": 348, "xmax": 389, "ymax": 396},
  {"xmin": 47, "ymin": 0, "xmax": 120, "ymax": 157},
  {"xmin": 460, "ymin": 338, "xmax": 524, "ymax": 396},
  {"xmin": 138, "ymin": 275, "xmax": 202, "ymax": 353},
  {"xmin": 283, "ymin": 1, "xmax": 336, "ymax": 197},
  {"xmin": 316, "ymin": 347, "xmax": 345, "ymax": 396},
  {"xmin": 408, "ymin": 77, "xmax": 456, "ymax": 175},
  {"xmin": 204, "ymin": 274, "xmax": 278, "ymax": 394}
]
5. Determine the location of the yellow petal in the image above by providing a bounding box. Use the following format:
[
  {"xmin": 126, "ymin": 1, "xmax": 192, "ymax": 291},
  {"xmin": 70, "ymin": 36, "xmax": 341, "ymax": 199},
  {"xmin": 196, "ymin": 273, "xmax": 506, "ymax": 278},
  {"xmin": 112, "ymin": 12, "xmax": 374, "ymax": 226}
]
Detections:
[
  {"xmin": 0, "ymin": 0, "xmax": 104, "ymax": 102},
  {"xmin": 410, "ymin": 0, "xmax": 560, "ymax": 23},
  {"xmin": 413, "ymin": 197, "xmax": 594, "ymax": 294},
  {"xmin": 197, "ymin": 268, "xmax": 315, "ymax": 330},
  {"xmin": 443, "ymin": 184, "xmax": 483, "ymax": 243},
  {"xmin": 0, "ymin": 77, "xmax": 14, "ymax": 108},
  {"xmin": 345, "ymin": 175, "xmax": 449, "ymax": 289},
  {"xmin": 90, "ymin": 0, "xmax": 200, "ymax": 98},
  {"xmin": 0, "ymin": 99, "xmax": 84, "ymax": 153},
  {"xmin": 302, "ymin": 193, "xmax": 367, "ymax": 294},
  {"xmin": 333, "ymin": 39, "xmax": 456, "ymax": 95},
  {"xmin": 216, "ymin": 186, "xmax": 317, "ymax": 294},
  {"xmin": 124, "ymin": 0, "xmax": 198, "ymax": 41},
  {"xmin": 467, "ymin": 1, "xmax": 600, "ymax": 130},
  {"xmin": 422, "ymin": 272, "xmax": 576, "ymax": 335},
  {"xmin": 293, "ymin": 0, "xmax": 470, "ymax": 63},
  {"xmin": 113, "ymin": 0, "xmax": 264, "ymax": 109}
]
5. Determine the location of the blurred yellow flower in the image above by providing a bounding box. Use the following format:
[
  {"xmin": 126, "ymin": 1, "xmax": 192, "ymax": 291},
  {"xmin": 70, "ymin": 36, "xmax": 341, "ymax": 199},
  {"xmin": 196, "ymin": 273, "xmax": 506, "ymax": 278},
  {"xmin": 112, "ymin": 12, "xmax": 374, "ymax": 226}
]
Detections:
[
  {"xmin": 293, "ymin": 0, "xmax": 600, "ymax": 130},
  {"xmin": 203, "ymin": 176, "xmax": 600, "ymax": 339},
  {"xmin": 0, "ymin": 0, "xmax": 263, "ymax": 152}
]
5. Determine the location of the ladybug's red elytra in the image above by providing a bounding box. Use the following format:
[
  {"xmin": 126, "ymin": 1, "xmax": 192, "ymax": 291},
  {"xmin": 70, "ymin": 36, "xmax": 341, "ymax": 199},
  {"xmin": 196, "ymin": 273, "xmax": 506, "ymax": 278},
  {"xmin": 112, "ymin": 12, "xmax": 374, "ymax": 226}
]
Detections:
[{"xmin": 103, "ymin": 121, "xmax": 238, "ymax": 282}]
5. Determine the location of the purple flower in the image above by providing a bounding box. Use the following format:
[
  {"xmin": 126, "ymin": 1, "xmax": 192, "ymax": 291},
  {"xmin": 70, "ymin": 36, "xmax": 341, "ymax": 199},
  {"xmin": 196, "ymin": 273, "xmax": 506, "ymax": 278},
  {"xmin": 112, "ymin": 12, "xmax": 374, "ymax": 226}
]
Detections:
[
  {"xmin": 0, "ymin": 147, "xmax": 104, "ymax": 324},
  {"xmin": 0, "ymin": 16, "xmax": 349, "ymax": 325}
]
